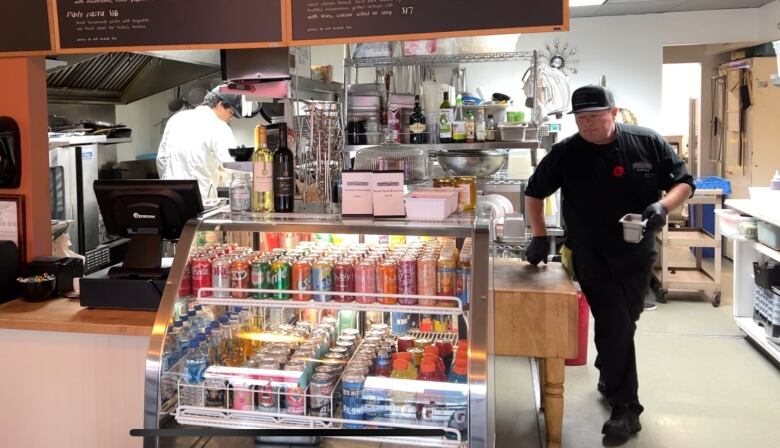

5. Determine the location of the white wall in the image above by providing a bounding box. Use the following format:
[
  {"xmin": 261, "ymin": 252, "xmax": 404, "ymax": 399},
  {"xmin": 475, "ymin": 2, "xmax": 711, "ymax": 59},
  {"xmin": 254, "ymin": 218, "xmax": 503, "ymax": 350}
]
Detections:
[
  {"xmin": 115, "ymin": 89, "xmax": 174, "ymax": 162},
  {"xmin": 759, "ymin": 0, "xmax": 780, "ymax": 42}
]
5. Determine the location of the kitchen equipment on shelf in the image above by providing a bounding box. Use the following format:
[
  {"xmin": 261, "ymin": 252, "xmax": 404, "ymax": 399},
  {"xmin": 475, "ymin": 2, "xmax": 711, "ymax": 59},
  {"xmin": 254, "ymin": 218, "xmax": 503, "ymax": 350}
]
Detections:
[
  {"xmin": 297, "ymin": 100, "xmax": 344, "ymax": 207},
  {"xmin": 523, "ymin": 64, "xmax": 571, "ymax": 119},
  {"xmin": 436, "ymin": 150, "xmax": 507, "ymax": 179},
  {"xmin": 354, "ymin": 132, "xmax": 429, "ymax": 184}
]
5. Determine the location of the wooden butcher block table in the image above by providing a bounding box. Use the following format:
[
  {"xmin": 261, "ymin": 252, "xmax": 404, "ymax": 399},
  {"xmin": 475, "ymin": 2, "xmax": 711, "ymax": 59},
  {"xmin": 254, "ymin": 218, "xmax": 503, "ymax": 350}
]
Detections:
[{"xmin": 492, "ymin": 259, "xmax": 579, "ymax": 448}]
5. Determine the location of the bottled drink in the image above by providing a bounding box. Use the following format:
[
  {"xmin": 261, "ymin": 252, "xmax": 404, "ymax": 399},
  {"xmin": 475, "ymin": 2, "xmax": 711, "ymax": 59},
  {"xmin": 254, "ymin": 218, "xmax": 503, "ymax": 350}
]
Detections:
[
  {"xmin": 409, "ymin": 95, "xmax": 427, "ymax": 144},
  {"xmin": 438, "ymin": 92, "xmax": 453, "ymax": 144},
  {"xmin": 182, "ymin": 339, "xmax": 208, "ymax": 406},
  {"xmin": 390, "ymin": 359, "xmax": 417, "ymax": 380},
  {"xmin": 452, "ymin": 95, "xmax": 466, "ymax": 143},
  {"xmin": 437, "ymin": 249, "xmax": 457, "ymax": 304},
  {"xmin": 465, "ymin": 110, "xmax": 475, "ymax": 143},
  {"xmin": 162, "ymin": 325, "xmax": 179, "ymax": 371},
  {"xmin": 448, "ymin": 357, "xmax": 468, "ymax": 384},
  {"xmin": 251, "ymin": 125, "xmax": 274, "ymax": 213},
  {"xmin": 456, "ymin": 242, "xmax": 472, "ymax": 306},
  {"xmin": 485, "ymin": 114, "xmax": 497, "ymax": 141},
  {"xmin": 272, "ymin": 123, "xmax": 295, "ymax": 213},
  {"xmin": 418, "ymin": 360, "xmax": 443, "ymax": 381},
  {"xmin": 475, "ymin": 107, "xmax": 486, "ymax": 143}
]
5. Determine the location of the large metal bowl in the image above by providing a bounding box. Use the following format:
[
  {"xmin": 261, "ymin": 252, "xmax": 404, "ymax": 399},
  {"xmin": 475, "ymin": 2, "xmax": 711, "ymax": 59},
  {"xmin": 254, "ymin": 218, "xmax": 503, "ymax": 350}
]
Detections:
[{"xmin": 436, "ymin": 150, "xmax": 508, "ymax": 178}]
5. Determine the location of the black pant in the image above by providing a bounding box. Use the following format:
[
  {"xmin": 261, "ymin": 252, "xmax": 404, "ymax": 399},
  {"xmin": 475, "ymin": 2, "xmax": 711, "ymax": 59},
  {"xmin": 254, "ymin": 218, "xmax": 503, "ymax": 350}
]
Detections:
[{"xmin": 574, "ymin": 249, "xmax": 652, "ymax": 414}]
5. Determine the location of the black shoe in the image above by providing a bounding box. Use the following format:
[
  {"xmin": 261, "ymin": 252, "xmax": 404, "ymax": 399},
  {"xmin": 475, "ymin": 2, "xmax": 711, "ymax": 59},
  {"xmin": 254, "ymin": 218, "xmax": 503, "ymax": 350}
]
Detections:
[
  {"xmin": 644, "ymin": 301, "xmax": 657, "ymax": 311},
  {"xmin": 602, "ymin": 404, "xmax": 641, "ymax": 442},
  {"xmin": 597, "ymin": 380, "xmax": 607, "ymax": 397}
]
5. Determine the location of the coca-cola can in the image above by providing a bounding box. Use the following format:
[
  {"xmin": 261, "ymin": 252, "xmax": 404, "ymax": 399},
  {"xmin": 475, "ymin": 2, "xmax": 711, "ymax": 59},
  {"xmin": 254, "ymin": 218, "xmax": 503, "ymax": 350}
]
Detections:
[
  {"xmin": 178, "ymin": 257, "xmax": 192, "ymax": 297},
  {"xmin": 191, "ymin": 256, "xmax": 212, "ymax": 297},
  {"xmin": 211, "ymin": 257, "xmax": 231, "ymax": 297}
]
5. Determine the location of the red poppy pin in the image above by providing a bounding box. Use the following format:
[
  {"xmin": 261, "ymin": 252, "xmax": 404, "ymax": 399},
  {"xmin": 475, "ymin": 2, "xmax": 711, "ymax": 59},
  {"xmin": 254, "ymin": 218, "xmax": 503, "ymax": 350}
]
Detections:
[{"xmin": 613, "ymin": 165, "xmax": 625, "ymax": 178}]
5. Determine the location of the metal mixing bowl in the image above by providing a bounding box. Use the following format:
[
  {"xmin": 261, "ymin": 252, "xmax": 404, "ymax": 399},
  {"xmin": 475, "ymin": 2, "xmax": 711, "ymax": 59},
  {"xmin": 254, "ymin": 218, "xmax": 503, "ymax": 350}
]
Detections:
[{"xmin": 436, "ymin": 150, "xmax": 508, "ymax": 178}]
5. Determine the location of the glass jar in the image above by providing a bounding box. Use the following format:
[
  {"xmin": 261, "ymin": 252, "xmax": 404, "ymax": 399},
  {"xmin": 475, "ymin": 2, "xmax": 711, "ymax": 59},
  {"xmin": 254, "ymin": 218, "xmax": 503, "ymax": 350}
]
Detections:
[
  {"xmin": 354, "ymin": 131, "xmax": 428, "ymax": 183},
  {"xmin": 454, "ymin": 176, "xmax": 477, "ymax": 211},
  {"xmin": 433, "ymin": 178, "xmax": 455, "ymax": 188},
  {"xmin": 230, "ymin": 171, "xmax": 252, "ymax": 212}
]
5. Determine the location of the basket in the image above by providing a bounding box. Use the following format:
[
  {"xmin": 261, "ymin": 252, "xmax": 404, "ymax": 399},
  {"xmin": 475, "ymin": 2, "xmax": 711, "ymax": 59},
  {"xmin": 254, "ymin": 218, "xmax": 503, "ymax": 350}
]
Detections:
[{"xmin": 693, "ymin": 176, "xmax": 732, "ymax": 195}]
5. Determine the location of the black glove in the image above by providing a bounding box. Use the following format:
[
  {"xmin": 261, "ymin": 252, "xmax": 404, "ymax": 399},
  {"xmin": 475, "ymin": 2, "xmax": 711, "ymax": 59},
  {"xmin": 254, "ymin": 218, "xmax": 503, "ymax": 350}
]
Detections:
[
  {"xmin": 642, "ymin": 202, "xmax": 668, "ymax": 234},
  {"xmin": 526, "ymin": 236, "xmax": 551, "ymax": 266}
]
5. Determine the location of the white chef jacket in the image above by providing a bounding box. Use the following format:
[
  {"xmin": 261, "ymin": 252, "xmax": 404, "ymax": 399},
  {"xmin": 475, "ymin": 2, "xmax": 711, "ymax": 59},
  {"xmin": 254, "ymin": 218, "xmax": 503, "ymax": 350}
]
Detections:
[{"xmin": 156, "ymin": 106, "xmax": 237, "ymax": 198}]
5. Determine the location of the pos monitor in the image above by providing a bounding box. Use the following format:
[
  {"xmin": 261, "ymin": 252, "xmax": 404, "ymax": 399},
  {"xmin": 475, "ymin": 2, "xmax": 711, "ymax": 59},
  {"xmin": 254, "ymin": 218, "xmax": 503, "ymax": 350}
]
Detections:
[{"xmin": 94, "ymin": 179, "xmax": 203, "ymax": 280}]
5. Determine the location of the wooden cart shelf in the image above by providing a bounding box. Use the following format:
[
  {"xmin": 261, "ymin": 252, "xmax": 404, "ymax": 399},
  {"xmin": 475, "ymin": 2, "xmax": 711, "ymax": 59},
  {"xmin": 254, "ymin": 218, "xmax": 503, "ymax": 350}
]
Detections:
[
  {"xmin": 656, "ymin": 228, "xmax": 720, "ymax": 248},
  {"xmin": 652, "ymin": 266, "xmax": 715, "ymax": 290}
]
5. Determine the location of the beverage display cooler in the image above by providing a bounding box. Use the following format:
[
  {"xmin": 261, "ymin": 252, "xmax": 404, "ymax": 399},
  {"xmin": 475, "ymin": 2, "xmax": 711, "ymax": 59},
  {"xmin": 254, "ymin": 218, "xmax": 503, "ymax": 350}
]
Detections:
[{"xmin": 142, "ymin": 209, "xmax": 493, "ymax": 448}]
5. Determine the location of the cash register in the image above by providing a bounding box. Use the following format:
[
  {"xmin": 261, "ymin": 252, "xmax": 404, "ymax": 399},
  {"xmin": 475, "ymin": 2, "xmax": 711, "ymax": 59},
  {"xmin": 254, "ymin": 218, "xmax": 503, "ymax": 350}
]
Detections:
[{"xmin": 79, "ymin": 179, "xmax": 203, "ymax": 310}]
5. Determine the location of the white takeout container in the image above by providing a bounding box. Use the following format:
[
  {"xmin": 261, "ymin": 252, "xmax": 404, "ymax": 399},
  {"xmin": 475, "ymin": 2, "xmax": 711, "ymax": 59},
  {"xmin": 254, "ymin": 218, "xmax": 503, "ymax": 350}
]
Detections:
[{"xmin": 619, "ymin": 214, "xmax": 647, "ymax": 243}]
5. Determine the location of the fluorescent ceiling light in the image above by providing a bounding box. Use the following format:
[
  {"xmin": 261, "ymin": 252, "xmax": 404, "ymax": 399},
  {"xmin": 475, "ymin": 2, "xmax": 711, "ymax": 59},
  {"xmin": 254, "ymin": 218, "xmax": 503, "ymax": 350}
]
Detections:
[{"xmin": 570, "ymin": 0, "xmax": 606, "ymax": 7}]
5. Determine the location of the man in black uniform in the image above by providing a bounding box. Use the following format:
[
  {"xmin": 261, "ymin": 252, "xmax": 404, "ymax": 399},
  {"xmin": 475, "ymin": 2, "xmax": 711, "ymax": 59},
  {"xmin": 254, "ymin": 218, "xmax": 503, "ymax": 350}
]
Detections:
[{"xmin": 524, "ymin": 85, "xmax": 694, "ymax": 443}]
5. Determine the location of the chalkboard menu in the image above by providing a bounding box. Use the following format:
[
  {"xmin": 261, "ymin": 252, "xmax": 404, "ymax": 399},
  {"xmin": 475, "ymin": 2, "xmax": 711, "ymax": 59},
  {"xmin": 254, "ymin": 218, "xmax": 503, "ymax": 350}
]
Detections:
[
  {"xmin": 0, "ymin": 0, "xmax": 51, "ymax": 53},
  {"xmin": 289, "ymin": 0, "xmax": 565, "ymax": 44},
  {"xmin": 56, "ymin": 0, "xmax": 284, "ymax": 50}
]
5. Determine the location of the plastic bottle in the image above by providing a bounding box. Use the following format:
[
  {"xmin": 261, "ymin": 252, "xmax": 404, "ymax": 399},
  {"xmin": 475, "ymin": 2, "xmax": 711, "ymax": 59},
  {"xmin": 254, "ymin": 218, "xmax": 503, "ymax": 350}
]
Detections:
[
  {"xmin": 196, "ymin": 304, "xmax": 214, "ymax": 323},
  {"xmin": 161, "ymin": 325, "xmax": 179, "ymax": 371},
  {"xmin": 418, "ymin": 360, "xmax": 443, "ymax": 381},
  {"xmin": 173, "ymin": 320, "xmax": 190, "ymax": 359},
  {"xmin": 423, "ymin": 346, "xmax": 447, "ymax": 379},
  {"xmin": 390, "ymin": 359, "xmax": 417, "ymax": 380},
  {"xmin": 448, "ymin": 357, "xmax": 468, "ymax": 384},
  {"xmin": 182, "ymin": 339, "xmax": 208, "ymax": 406},
  {"xmin": 456, "ymin": 244, "xmax": 472, "ymax": 306}
]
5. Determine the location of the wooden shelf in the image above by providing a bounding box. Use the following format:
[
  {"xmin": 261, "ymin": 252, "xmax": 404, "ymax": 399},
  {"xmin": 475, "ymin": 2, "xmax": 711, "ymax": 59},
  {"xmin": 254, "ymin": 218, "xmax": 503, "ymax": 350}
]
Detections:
[
  {"xmin": 652, "ymin": 266, "xmax": 716, "ymax": 291},
  {"xmin": 658, "ymin": 228, "xmax": 719, "ymax": 248}
]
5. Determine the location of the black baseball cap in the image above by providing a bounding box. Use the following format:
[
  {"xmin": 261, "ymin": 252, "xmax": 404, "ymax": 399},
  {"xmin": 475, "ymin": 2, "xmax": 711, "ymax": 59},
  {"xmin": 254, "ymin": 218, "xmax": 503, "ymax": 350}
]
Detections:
[
  {"xmin": 568, "ymin": 85, "xmax": 615, "ymax": 114},
  {"xmin": 211, "ymin": 86, "xmax": 243, "ymax": 119}
]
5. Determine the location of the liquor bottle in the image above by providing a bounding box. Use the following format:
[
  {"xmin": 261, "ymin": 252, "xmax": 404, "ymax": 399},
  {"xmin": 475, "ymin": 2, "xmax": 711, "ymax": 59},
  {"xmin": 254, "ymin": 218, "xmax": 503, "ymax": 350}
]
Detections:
[
  {"xmin": 273, "ymin": 123, "xmax": 295, "ymax": 213},
  {"xmin": 438, "ymin": 92, "xmax": 453, "ymax": 144},
  {"xmin": 409, "ymin": 95, "xmax": 427, "ymax": 144},
  {"xmin": 485, "ymin": 114, "xmax": 497, "ymax": 142},
  {"xmin": 251, "ymin": 125, "xmax": 273, "ymax": 213},
  {"xmin": 452, "ymin": 95, "xmax": 466, "ymax": 143},
  {"xmin": 465, "ymin": 110, "xmax": 475, "ymax": 143}
]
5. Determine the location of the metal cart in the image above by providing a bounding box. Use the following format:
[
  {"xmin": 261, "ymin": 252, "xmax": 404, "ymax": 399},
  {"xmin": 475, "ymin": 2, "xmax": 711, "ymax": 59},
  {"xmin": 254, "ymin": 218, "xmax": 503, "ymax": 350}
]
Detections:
[{"xmin": 651, "ymin": 189, "xmax": 723, "ymax": 306}]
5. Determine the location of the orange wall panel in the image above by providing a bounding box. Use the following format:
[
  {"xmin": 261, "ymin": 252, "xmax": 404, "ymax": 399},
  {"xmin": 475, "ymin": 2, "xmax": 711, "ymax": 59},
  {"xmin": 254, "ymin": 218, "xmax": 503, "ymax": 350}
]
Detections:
[{"xmin": 0, "ymin": 57, "xmax": 51, "ymax": 262}]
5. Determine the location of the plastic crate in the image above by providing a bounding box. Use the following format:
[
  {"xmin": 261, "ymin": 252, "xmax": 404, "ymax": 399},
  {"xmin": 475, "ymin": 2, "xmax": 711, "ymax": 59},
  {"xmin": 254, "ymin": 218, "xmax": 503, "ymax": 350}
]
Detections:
[
  {"xmin": 694, "ymin": 176, "xmax": 732, "ymax": 195},
  {"xmin": 753, "ymin": 285, "xmax": 780, "ymax": 338}
]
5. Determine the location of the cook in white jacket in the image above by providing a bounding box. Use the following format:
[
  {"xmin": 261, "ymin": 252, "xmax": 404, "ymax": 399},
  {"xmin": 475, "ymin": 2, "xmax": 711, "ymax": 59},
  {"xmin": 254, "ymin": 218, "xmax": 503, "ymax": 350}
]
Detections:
[{"xmin": 156, "ymin": 87, "xmax": 241, "ymax": 198}]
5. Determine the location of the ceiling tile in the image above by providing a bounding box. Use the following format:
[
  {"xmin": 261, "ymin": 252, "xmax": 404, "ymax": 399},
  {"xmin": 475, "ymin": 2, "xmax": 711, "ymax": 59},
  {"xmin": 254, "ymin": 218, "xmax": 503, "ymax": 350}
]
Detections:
[
  {"xmin": 595, "ymin": 0, "xmax": 685, "ymax": 16},
  {"xmin": 670, "ymin": 0, "xmax": 768, "ymax": 12},
  {"xmin": 570, "ymin": 5, "xmax": 603, "ymax": 17}
]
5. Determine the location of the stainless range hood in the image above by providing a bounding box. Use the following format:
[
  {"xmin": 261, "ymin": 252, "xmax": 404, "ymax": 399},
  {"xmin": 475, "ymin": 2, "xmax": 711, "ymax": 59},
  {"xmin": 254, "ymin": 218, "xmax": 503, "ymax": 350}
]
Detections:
[{"xmin": 46, "ymin": 51, "xmax": 221, "ymax": 105}]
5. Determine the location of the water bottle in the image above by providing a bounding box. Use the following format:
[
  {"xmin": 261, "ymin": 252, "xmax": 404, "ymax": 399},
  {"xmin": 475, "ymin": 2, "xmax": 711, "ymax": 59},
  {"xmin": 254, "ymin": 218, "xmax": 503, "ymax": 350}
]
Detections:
[
  {"xmin": 162, "ymin": 325, "xmax": 178, "ymax": 371},
  {"xmin": 173, "ymin": 320, "xmax": 189, "ymax": 359},
  {"xmin": 196, "ymin": 304, "xmax": 214, "ymax": 323},
  {"xmin": 181, "ymin": 339, "xmax": 208, "ymax": 407},
  {"xmin": 180, "ymin": 315, "xmax": 191, "ymax": 338}
]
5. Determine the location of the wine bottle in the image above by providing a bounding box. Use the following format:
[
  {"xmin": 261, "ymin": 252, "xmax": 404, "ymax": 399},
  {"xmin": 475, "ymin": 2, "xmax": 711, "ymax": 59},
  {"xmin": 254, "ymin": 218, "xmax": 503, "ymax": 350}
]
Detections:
[
  {"xmin": 409, "ymin": 95, "xmax": 427, "ymax": 144},
  {"xmin": 439, "ymin": 92, "xmax": 453, "ymax": 144},
  {"xmin": 273, "ymin": 123, "xmax": 294, "ymax": 213},
  {"xmin": 452, "ymin": 95, "xmax": 466, "ymax": 143},
  {"xmin": 251, "ymin": 125, "xmax": 273, "ymax": 213}
]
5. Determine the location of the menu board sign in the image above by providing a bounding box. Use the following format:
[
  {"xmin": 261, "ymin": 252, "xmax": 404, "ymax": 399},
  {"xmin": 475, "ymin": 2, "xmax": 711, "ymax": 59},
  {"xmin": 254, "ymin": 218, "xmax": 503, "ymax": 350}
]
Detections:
[
  {"xmin": 289, "ymin": 0, "xmax": 566, "ymax": 44},
  {"xmin": 56, "ymin": 0, "xmax": 284, "ymax": 50},
  {"xmin": 0, "ymin": 0, "xmax": 51, "ymax": 53}
]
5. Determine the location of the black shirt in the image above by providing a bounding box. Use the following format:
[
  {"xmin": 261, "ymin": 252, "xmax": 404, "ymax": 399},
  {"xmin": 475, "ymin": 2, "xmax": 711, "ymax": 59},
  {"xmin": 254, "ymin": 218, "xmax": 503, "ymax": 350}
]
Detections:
[{"xmin": 525, "ymin": 124, "xmax": 695, "ymax": 275}]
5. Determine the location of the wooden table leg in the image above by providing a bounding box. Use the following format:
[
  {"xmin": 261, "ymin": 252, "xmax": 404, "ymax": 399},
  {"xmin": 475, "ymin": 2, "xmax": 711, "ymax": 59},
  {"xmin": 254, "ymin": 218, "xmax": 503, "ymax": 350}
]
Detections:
[{"xmin": 544, "ymin": 358, "xmax": 565, "ymax": 448}]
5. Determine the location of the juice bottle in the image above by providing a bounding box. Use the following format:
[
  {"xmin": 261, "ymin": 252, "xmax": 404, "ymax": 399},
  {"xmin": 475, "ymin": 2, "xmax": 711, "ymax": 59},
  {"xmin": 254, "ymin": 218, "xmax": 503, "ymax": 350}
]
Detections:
[
  {"xmin": 418, "ymin": 361, "xmax": 443, "ymax": 382},
  {"xmin": 448, "ymin": 357, "xmax": 468, "ymax": 384},
  {"xmin": 423, "ymin": 346, "xmax": 447, "ymax": 379},
  {"xmin": 437, "ymin": 249, "xmax": 457, "ymax": 307},
  {"xmin": 390, "ymin": 359, "xmax": 417, "ymax": 380}
]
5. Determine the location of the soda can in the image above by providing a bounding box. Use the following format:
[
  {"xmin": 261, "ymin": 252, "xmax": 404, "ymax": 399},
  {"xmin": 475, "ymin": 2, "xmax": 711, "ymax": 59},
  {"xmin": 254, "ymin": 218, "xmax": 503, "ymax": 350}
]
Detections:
[
  {"xmin": 406, "ymin": 347, "xmax": 424, "ymax": 367},
  {"xmin": 191, "ymin": 256, "xmax": 212, "ymax": 297},
  {"xmin": 417, "ymin": 256, "xmax": 438, "ymax": 306},
  {"xmin": 370, "ymin": 323, "xmax": 390, "ymax": 336},
  {"xmin": 398, "ymin": 256, "xmax": 418, "ymax": 305},
  {"xmin": 373, "ymin": 350, "xmax": 393, "ymax": 377},
  {"xmin": 337, "ymin": 310, "xmax": 358, "ymax": 333},
  {"xmin": 230, "ymin": 257, "xmax": 251, "ymax": 298},
  {"xmin": 314, "ymin": 364, "xmax": 340, "ymax": 378},
  {"xmin": 312, "ymin": 260, "xmax": 333, "ymax": 302},
  {"xmin": 355, "ymin": 261, "xmax": 377, "ymax": 304},
  {"xmin": 179, "ymin": 258, "xmax": 192, "ymax": 297},
  {"xmin": 415, "ymin": 338, "xmax": 432, "ymax": 349},
  {"xmin": 309, "ymin": 373, "xmax": 335, "ymax": 417},
  {"xmin": 256, "ymin": 382, "xmax": 277, "ymax": 412},
  {"xmin": 292, "ymin": 261, "xmax": 312, "ymax": 301},
  {"xmin": 211, "ymin": 257, "xmax": 231, "ymax": 297},
  {"xmin": 330, "ymin": 345, "xmax": 351, "ymax": 358},
  {"xmin": 341, "ymin": 373, "xmax": 365, "ymax": 427},
  {"xmin": 231, "ymin": 381, "xmax": 254, "ymax": 411},
  {"xmin": 333, "ymin": 261, "xmax": 355, "ymax": 303},
  {"xmin": 271, "ymin": 259, "xmax": 292, "ymax": 300},
  {"xmin": 377, "ymin": 261, "xmax": 398, "ymax": 305},
  {"xmin": 456, "ymin": 263, "xmax": 471, "ymax": 305},
  {"xmin": 390, "ymin": 312, "xmax": 410, "ymax": 335},
  {"xmin": 251, "ymin": 258, "xmax": 272, "ymax": 299},
  {"xmin": 397, "ymin": 335, "xmax": 415, "ymax": 353},
  {"xmin": 284, "ymin": 384, "xmax": 306, "ymax": 415}
]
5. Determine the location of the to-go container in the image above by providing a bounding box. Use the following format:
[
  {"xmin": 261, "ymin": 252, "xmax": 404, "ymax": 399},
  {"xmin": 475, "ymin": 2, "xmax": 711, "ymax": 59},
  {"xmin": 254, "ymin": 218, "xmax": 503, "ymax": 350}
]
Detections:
[
  {"xmin": 619, "ymin": 214, "xmax": 647, "ymax": 243},
  {"xmin": 757, "ymin": 220, "xmax": 780, "ymax": 251},
  {"xmin": 715, "ymin": 209, "xmax": 757, "ymax": 240}
]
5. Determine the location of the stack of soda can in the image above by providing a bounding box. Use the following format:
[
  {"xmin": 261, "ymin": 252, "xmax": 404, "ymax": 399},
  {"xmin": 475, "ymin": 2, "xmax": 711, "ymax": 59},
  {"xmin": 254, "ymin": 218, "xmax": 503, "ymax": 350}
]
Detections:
[{"xmin": 180, "ymin": 238, "xmax": 471, "ymax": 307}]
